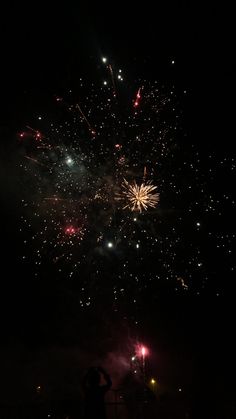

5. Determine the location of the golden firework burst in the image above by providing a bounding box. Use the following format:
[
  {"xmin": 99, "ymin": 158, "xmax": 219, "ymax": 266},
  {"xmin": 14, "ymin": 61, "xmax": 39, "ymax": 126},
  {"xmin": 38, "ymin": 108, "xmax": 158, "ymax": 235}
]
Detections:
[{"xmin": 121, "ymin": 179, "xmax": 159, "ymax": 212}]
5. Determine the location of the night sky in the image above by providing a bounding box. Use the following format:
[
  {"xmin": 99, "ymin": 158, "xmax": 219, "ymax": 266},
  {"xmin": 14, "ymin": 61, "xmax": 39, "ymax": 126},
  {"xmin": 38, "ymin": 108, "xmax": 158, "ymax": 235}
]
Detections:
[{"xmin": 0, "ymin": 3, "xmax": 235, "ymax": 417}]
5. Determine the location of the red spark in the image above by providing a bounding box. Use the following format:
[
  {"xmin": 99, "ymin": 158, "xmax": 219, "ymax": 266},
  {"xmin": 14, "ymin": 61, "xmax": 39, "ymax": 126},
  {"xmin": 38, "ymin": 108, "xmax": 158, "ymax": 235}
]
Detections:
[
  {"xmin": 35, "ymin": 132, "xmax": 42, "ymax": 140},
  {"xmin": 65, "ymin": 226, "xmax": 76, "ymax": 235},
  {"xmin": 134, "ymin": 344, "xmax": 149, "ymax": 358},
  {"xmin": 64, "ymin": 225, "xmax": 84, "ymax": 236},
  {"xmin": 133, "ymin": 88, "xmax": 142, "ymax": 108}
]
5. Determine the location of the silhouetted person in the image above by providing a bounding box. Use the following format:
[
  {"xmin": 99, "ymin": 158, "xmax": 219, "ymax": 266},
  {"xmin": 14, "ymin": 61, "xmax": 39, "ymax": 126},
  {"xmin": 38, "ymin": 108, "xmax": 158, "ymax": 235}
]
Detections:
[{"xmin": 83, "ymin": 366, "xmax": 112, "ymax": 419}]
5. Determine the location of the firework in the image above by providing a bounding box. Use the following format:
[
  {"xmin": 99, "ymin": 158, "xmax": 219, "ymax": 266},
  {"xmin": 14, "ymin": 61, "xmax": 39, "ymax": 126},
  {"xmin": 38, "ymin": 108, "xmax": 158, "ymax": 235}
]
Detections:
[
  {"xmin": 133, "ymin": 87, "xmax": 141, "ymax": 108},
  {"xmin": 18, "ymin": 58, "xmax": 187, "ymax": 308},
  {"xmin": 108, "ymin": 64, "xmax": 117, "ymax": 97},
  {"xmin": 120, "ymin": 179, "xmax": 159, "ymax": 212}
]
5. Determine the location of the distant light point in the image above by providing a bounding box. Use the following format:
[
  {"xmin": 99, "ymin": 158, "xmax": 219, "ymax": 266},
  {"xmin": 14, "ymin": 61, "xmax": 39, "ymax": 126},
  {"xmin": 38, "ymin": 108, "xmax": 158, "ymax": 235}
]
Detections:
[{"xmin": 66, "ymin": 157, "xmax": 73, "ymax": 166}]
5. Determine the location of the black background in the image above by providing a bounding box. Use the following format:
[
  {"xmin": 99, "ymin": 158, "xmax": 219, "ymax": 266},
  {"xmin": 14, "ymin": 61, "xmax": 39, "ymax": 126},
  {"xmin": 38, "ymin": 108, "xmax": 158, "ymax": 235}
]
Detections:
[{"xmin": 0, "ymin": 2, "xmax": 235, "ymax": 417}]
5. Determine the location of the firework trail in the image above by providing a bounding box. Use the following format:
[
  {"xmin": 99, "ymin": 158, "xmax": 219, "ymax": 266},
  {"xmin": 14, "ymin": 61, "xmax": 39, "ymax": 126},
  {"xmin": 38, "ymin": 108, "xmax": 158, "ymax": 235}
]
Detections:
[
  {"xmin": 108, "ymin": 64, "xmax": 117, "ymax": 98},
  {"xmin": 133, "ymin": 88, "xmax": 141, "ymax": 108},
  {"xmin": 75, "ymin": 103, "xmax": 96, "ymax": 136}
]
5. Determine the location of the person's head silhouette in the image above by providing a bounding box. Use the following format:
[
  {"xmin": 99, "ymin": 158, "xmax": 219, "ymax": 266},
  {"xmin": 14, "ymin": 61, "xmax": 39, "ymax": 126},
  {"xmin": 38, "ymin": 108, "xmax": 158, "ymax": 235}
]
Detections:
[{"xmin": 83, "ymin": 366, "xmax": 112, "ymax": 418}]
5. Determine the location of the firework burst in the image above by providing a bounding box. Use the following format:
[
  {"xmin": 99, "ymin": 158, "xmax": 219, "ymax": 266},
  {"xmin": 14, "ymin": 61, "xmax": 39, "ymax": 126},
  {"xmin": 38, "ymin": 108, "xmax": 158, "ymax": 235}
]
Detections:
[
  {"xmin": 121, "ymin": 179, "xmax": 159, "ymax": 212},
  {"xmin": 17, "ymin": 57, "xmax": 187, "ymax": 307}
]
